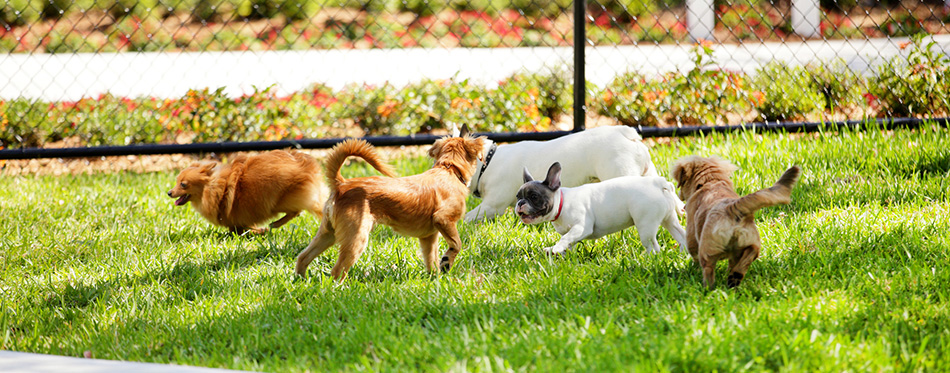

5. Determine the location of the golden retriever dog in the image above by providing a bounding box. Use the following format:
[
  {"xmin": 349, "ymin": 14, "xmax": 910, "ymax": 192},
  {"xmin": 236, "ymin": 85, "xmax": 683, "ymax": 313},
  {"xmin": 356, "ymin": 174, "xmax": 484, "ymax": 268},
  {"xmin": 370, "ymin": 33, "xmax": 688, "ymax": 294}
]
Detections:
[
  {"xmin": 167, "ymin": 150, "xmax": 327, "ymax": 234},
  {"xmin": 672, "ymin": 156, "xmax": 801, "ymax": 289},
  {"xmin": 295, "ymin": 130, "xmax": 486, "ymax": 281}
]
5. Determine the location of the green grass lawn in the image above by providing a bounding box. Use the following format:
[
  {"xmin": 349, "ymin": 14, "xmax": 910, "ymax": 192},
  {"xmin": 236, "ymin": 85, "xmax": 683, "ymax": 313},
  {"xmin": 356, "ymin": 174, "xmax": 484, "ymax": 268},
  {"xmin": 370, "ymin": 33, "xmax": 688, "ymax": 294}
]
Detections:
[{"xmin": 2, "ymin": 123, "xmax": 949, "ymax": 371}]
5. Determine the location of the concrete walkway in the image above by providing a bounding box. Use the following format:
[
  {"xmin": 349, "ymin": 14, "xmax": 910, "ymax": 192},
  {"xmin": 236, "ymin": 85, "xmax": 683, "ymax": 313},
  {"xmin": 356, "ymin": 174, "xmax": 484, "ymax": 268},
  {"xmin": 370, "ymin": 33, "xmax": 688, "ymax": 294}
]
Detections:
[
  {"xmin": 0, "ymin": 350, "xmax": 252, "ymax": 373},
  {"xmin": 0, "ymin": 35, "xmax": 947, "ymax": 101}
]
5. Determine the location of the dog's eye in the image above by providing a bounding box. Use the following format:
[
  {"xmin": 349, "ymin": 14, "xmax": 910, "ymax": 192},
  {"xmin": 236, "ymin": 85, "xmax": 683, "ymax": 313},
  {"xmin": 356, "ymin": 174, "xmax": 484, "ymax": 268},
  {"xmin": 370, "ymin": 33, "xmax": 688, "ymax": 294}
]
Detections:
[{"xmin": 180, "ymin": 182, "xmax": 188, "ymax": 189}]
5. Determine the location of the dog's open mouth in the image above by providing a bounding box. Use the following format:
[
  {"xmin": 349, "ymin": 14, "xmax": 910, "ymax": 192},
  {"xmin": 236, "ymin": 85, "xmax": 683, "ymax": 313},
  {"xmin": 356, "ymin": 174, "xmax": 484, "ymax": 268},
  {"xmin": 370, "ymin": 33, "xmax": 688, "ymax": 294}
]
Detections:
[
  {"xmin": 517, "ymin": 211, "xmax": 539, "ymax": 224},
  {"xmin": 174, "ymin": 194, "xmax": 190, "ymax": 206}
]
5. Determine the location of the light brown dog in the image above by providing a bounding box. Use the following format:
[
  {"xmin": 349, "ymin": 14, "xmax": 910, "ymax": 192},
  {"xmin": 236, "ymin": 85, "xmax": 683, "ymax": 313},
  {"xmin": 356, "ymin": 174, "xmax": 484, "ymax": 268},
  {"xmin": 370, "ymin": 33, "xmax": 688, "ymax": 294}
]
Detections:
[
  {"xmin": 167, "ymin": 150, "xmax": 327, "ymax": 234},
  {"xmin": 294, "ymin": 131, "xmax": 485, "ymax": 281},
  {"xmin": 671, "ymin": 156, "xmax": 801, "ymax": 289}
]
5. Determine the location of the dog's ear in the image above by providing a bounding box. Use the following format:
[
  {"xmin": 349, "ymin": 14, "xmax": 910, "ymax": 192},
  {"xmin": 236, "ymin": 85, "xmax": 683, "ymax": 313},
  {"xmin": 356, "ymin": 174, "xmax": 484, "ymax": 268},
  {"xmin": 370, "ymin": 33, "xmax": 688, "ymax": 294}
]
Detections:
[
  {"xmin": 459, "ymin": 124, "xmax": 473, "ymax": 138},
  {"xmin": 464, "ymin": 136, "xmax": 486, "ymax": 162},
  {"xmin": 428, "ymin": 138, "xmax": 445, "ymax": 159},
  {"xmin": 671, "ymin": 160, "xmax": 685, "ymax": 186},
  {"xmin": 198, "ymin": 161, "xmax": 217, "ymax": 175},
  {"xmin": 523, "ymin": 167, "xmax": 534, "ymax": 183},
  {"xmin": 543, "ymin": 162, "xmax": 561, "ymax": 190}
]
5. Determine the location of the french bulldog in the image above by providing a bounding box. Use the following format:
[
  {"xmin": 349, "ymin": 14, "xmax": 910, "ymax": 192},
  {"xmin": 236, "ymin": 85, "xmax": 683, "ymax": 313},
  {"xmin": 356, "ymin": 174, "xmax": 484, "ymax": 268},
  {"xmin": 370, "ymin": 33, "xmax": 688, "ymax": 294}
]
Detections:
[
  {"xmin": 515, "ymin": 162, "xmax": 688, "ymax": 255},
  {"xmin": 465, "ymin": 125, "xmax": 664, "ymax": 222}
]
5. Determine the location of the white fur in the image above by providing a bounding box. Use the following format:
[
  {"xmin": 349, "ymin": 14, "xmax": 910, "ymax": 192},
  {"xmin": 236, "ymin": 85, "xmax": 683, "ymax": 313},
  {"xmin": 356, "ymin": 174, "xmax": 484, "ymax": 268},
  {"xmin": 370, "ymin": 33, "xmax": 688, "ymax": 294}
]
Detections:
[
  {"xmin": 524, "ymin": 176, "xmax": 688, "ymax": 255},
  {"xmin": 466, "ymin": 126, "xmax": 661, "ymax": 222}
]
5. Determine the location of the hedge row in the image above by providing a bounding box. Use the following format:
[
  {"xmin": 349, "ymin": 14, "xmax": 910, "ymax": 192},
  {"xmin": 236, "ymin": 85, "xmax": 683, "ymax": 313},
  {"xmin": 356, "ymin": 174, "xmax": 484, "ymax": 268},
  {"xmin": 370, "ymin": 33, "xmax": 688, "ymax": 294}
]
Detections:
[
  {"xmin": 1, "ymin": 0, "xmax": 659, "ymax": 24},
  {"xmin": 1, "ymin": 36, "xmax": 947, "ymax": 149}
]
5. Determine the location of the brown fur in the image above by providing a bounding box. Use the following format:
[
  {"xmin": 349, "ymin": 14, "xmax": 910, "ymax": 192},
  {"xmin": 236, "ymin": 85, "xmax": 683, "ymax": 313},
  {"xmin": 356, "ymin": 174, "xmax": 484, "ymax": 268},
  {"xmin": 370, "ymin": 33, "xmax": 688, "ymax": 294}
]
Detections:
[
  {"xmin": 671, "ymin": 156, "xmax": 801, "ymax": 289},
  {"xmin": 167, "ymin": 150, "xmax": 327, "ymax": 234},
  {"xmin": 295, "ymin": 134, "xmax": 486, "ymax": 281}
]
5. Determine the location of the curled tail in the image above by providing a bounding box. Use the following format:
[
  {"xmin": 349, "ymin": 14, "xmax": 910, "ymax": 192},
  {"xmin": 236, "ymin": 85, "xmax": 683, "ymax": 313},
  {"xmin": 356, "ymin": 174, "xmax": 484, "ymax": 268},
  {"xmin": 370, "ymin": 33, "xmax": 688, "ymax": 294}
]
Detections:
[
  {"xmin": 616, "ymin": 126, "xmax": 659, "ymax": 177},
  {"xmin": 653, "ymin": 177, "xmax": 685, "ymax": 217},
  {"xmin": 324, "ymin": 139, "xmax": 397, "ymax": 193},
  {"xmin": 728, "ymin": 166, "xmax": 801, "ymax": 217}
]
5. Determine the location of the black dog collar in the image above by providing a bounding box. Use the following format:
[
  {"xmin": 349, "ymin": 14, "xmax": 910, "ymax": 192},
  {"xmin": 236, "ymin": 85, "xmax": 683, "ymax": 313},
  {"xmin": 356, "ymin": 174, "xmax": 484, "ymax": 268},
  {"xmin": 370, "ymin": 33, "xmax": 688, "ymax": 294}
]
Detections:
[{"xmin": 472, "ymin": 143, "xmax": 497, "ymax": 198}]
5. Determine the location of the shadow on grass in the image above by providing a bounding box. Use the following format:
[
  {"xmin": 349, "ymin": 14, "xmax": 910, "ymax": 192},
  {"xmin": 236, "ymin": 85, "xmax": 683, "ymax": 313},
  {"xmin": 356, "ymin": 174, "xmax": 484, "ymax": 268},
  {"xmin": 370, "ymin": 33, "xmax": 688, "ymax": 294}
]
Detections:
[
  {"xmin": 40, "ymin": 243, "xmax": 291, "ymax": 310},
  {"xmin": 77, "ymin": 257, "xmax": 708, "ymax": 370},
  {"xmin": 751, "ymin": 221, "xmax": 947, "ymax": 296},
  {"xmin": 756, "ymin": 177, "xmax": 949, "ymax": 220},
  {"xmin": 62, "ymin": 218, "xmax": 949, "ymax": 370}
]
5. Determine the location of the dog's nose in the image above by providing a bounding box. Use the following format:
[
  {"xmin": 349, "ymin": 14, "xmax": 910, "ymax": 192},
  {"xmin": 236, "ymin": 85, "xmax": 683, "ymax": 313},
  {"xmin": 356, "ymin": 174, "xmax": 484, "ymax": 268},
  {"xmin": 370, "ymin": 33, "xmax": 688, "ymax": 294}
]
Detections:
[{"xmin": 166, "ymin": 190, "xmax": 173, "ymax": 197}]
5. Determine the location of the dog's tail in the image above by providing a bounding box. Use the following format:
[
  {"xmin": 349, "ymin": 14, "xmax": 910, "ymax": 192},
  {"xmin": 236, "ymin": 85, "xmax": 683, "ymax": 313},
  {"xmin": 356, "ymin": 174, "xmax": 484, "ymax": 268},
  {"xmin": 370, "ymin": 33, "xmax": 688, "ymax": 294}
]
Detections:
[
  {"xmin": 616, "ymin": 125, "xmax": 644, "ymax": 141},
  {"xmin": 654, "ymin": 177, "xmax": 686, "ymax": 218},
  {"xmin": 727, "ymin": 166, "xmax": 801, "ymax": 217},
  {"xmin": 667, "ymin": 180, "xmax": 687, "ymax": 217},
  {"xmin": 616, "ymin": 125, "xmax": 659, "ymax": 177},
  {"xmin": 324, "ymin": 139, "xmax": 397, "ymax": 192}
]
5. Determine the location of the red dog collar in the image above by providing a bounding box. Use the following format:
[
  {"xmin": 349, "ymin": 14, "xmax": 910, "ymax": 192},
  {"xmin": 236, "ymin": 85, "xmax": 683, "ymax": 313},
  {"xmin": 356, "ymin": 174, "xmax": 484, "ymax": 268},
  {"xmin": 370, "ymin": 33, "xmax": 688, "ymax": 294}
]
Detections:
[{"xmin": 553, "ymin": 190, "xmax": 564, "ymax": 220}]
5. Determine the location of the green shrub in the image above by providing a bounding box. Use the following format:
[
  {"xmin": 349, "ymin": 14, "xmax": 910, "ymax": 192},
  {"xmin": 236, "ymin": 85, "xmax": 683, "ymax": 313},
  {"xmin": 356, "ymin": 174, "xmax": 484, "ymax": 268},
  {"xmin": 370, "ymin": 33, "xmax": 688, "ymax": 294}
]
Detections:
[
  {"xmin": 488, "ymin": 70, "xmax": 572, "ymax": 131},
  {"xmin": 108, "ymin": 0, "xmax": 161, "ymax": 18},
  {"xmin": 752, "ymin": 62, "xmax": 824, "ymax": 121},
  {"xmin": 335, "ymin": 83, "xmax": 413, "ymax": 135},
  {"xmin": 1, "ymin": 0, "xmax": 43, "ymax": 25},
  {"xmin": 807, "ymin": 60, "xmax": 864, "ymax": 112},
  {"xmin": 593, "ymin": 72, "xmax": 665, "ymax": 127},
  {"xmin": 1, "ymin": 99, "xmax": 48, "ymax": 147},
  {"xmin": 878, "ymin": 13, "xmax": 926, "ymax": 37},
  {"xmin": 869, "ymin": 35, "xmax": 950, "ymax": 117},
  {"xmin": 820, "ymin": 0, "xmax": 857, "ymax": 11},
  {"xmin": 591, "ymin": 0, "xmax": 656, "ymax": 22},
  {"xmin": 592, "ymin": 42, "xmax": 751, "ymax": 126},
  {"xmin": 3, "ymin": 44, "xmax": 949, "ymax": 150}
]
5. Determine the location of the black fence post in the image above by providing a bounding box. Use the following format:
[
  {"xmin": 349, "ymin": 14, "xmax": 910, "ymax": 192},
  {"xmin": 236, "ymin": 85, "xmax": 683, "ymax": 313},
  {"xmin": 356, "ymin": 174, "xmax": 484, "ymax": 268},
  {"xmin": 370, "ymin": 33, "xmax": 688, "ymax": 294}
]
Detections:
[{"xmin": 573, "ymin": 0, "xmax": 586, "ymax": 133}]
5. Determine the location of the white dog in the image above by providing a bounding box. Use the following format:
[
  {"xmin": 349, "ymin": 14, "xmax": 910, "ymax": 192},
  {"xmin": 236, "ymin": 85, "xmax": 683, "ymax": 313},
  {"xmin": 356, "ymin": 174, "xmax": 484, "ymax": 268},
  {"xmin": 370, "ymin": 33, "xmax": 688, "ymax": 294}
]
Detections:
[
  {"xmin": 465, "ymin": 125, "xmax": 659, "ymax": 222},
  {"xmin": 515, "ymin": 162, "xmax": 687, "ymax": 255}
]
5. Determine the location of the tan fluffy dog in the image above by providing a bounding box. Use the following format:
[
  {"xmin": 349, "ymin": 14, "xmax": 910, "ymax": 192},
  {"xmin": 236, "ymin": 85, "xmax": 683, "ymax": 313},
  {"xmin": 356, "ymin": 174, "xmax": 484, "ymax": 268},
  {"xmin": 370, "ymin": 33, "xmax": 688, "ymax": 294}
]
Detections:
[
  {"xmin": 295, "ymin": 132, "xmax": 486, "ymax": 281},
  {"xmin": 671, "ymin": 156, "xmax": 800, "ymax": 289},
  {"xmin": 167, "ymin": 150, "xmax": 327, "ymax": 234}
]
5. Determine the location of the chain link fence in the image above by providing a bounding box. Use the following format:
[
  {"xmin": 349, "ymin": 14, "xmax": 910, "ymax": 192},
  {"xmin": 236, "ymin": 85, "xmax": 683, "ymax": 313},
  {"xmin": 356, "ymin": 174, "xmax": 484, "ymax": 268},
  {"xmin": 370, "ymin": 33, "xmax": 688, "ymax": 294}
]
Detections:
[{"xmin": 0, "ymin": 0, "xmax": 948, "ymax": 149}]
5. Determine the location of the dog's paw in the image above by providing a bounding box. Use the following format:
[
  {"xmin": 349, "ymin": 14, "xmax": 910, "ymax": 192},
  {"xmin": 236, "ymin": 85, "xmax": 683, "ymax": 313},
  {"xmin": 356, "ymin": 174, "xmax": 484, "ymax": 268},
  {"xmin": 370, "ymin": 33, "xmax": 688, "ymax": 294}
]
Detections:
[
  {"xmin": 439, "ymin": 256, "xmax": 452, "ymax": 272},
  {"xmin": 727, "ymin": 272, "xmax": 744, "ymax": 288}
]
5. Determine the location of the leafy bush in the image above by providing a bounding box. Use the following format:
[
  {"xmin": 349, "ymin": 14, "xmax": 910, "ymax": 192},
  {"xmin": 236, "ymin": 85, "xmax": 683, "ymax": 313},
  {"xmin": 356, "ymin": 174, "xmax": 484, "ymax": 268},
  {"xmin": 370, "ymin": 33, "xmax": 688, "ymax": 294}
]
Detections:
[
  {"xmin": 0, "ymin": 72, "xmax": 574, "ymax": 148},
  {"xmin": 879, "ymin": 13, "xmax": 926, "ymax": 37},
  {"xmin": 594, "ymin": 72, "xmax": 666, "ymax": 127},
  {"xmin": 592, "ymin": 42, "xmax": 752, "ymax": 126},
  {"xmin": 869, "ymin": 35, "xmax": 950, "ymax": 117},
  {"xmin": 717, "ymin": 3, "xmax": 784, "ymax": 40},
  {"xmin": 751, "ymin": 62, "xmax": 824, "ymax": 121},
  {"xmin": 807, "ymin": 60, "xmax": 864, "ymax": 113},
  {"xmin": 591, "ymin": 0, "xmax": 656, "ymax": 22},
  {"xmin": 820, "ymin": 0, "xmax": 856, "ymax": 11},
  {"xmin": 487, "ymin": 70, "xmax": 572, "ymax": 132},
  {"xmin": 1, "ymin": 0, "xmax": 43, "ymax": 25},
  {"xmin": 3, "ymin": 43, "xmax": 949, "ymax": 149}
]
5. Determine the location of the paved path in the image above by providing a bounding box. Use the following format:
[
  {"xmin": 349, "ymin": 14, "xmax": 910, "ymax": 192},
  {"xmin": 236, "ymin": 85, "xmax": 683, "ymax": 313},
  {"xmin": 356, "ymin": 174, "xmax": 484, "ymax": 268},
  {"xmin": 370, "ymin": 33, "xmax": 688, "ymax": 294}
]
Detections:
[
  {"xmin": 0, "ymin": 350, "xmax": 251, "ymax": 373},
  {"xmin": 1, "ymin": 35, "xmax": 948, "ymax": 101}
]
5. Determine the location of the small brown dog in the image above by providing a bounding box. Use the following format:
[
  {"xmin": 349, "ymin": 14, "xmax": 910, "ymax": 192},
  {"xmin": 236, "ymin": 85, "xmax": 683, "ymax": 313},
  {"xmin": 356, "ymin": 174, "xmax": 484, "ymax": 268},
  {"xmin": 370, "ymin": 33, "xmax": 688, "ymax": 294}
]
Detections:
[
  {"xmin": 672, "ymin": 156, "xmax": 801, "ymax": 289},
  {"xmin": 167, "ymin": 150, "xmax": 327, "ymax": 234},
  {"xmin": 295, "ymin": 130, "xmax": 485, "ymax": 281}
]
